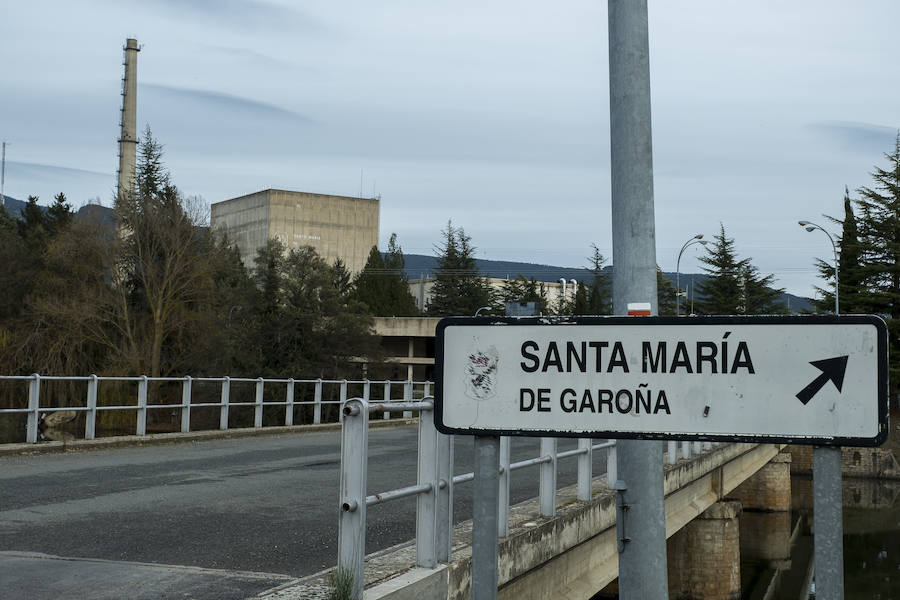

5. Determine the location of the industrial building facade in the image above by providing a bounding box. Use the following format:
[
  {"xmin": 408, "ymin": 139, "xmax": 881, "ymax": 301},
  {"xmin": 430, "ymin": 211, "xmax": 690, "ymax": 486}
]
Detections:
[{"xmin": 211, "ymin": 189, "xmax": 379, "ymax": 273}]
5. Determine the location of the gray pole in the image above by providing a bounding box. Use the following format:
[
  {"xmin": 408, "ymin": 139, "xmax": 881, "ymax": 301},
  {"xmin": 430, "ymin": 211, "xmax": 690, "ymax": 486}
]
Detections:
[
  {"xmin": 472, "ymin": 435, "xmax": 500, "ymax": 600},
  {"xmin": 608, "ymin": 1, "xmax": 668, "ymax": 598},
  {"xmin": 813, "ymin": 446, "xmax": 844, "ymax": 598}
]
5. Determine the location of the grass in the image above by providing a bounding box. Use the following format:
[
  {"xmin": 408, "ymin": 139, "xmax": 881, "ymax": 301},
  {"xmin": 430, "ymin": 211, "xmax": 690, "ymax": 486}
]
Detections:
[{"xmin": 327, "ymin": 566, "xmax": 355, "ymax": 600}]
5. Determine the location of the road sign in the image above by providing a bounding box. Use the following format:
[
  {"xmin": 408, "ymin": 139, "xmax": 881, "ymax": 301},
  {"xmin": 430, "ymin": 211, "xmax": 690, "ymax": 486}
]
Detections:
[{"xmin": 434, "ymin": 315, "xmax": 889, "ymax": 446}]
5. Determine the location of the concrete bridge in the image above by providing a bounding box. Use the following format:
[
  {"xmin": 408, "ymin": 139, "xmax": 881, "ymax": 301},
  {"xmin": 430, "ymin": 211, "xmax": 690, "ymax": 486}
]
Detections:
[
  {"xmin": 292, "ymin": 435, "xmax": 792, "ymax": 600},
  {"xmin": 0, "ymin": 391, "xmax": 797, "ymax": 600}
]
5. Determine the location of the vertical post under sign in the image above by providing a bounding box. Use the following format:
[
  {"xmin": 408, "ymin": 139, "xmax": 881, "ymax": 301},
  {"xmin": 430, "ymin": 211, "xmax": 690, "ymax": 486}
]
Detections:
[{"xmin": 608, "ymin": 0, "xmax": 669, "ymax": 598}]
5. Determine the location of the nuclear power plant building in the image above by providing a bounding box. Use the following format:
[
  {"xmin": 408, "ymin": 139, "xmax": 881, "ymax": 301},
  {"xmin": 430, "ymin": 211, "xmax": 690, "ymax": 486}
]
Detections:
[{"xmin": 211, "ymin": 189, "xmax": 380, "ymax": 273}]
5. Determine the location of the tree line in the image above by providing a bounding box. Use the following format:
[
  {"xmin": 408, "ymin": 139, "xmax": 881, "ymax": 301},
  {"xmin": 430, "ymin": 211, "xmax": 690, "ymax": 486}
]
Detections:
[
  {"xmin": 405, "ymin": 220, "xmax": 786, "ymax": 318},
  {"xmin": 0, "ymin": 130, "xmax": 384, "ymax": 383},
  {"xmin": 5, "ymin": 129, "xmax": 898, "ymax": 387}
]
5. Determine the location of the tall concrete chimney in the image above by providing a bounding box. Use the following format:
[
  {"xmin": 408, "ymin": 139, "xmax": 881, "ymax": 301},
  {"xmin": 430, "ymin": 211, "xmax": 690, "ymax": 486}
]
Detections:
[{"xmin": 116, "ymin": 38, "xmax": 140, "ymax": 201}]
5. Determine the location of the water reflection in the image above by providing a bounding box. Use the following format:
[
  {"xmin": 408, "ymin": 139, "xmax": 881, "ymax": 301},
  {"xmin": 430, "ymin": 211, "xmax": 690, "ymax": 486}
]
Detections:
[{"xmin": 764, "ymin": 477, "xmax": 900, "ymax": 600}]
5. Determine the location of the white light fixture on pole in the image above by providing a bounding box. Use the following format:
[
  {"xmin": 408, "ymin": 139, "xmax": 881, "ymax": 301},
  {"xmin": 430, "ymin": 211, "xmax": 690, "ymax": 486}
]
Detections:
[
  {"xmin": 799, "ymin": 221, "xmax": 839, "ymax": 315},
  {"xmin": 676, "ymin": 235, "xmax": 708, "ymax": 316}
]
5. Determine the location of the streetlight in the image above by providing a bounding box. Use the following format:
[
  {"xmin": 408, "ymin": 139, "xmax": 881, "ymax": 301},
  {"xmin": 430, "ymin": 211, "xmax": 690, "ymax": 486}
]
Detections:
[
  {"xmin": 676, "ymin": 234, "xmax": 708, "ymax": 316},
  {"xmin": 475, "ymin": 306, "xmax": 492, "ymax": 317},
  {"xmin": 799, "ymin": 221, "xmax": 839, "ymax": 315},
  {"xmin": 797, "ymin": 220, "xmax": 844, "ymax": 595}
]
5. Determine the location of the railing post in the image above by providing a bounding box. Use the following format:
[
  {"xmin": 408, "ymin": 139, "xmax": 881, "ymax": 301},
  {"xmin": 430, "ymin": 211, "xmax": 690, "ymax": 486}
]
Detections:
[
  {"xmin": 181, "ymin": 376, "xmax": 192, "ymax": 433},
  {"xmin": 498, "ymin": 436, "xmax": 511, "ymax": 537},
  {"xmin": 606, "ymin": 443, "xmax": 617, "ymax": 488},
  {"xmin": 416, "ymin": 402, "xmax": 438, "ymax": 568},
  {"xmin": 285, "ymin": 378, "xmax": 295, "ymax": 426},
  {"xmin": 667, "ymin": 441, "xmax": 677, "ymax": 465},
  {"xmin": 436, "ymin": 430, "xmax": 454, "ymax": 563},
  {"xmin": 338, "ymin": 398, "xmax": 369, "ymax": 600},
  {"xmin": 254, "ymin": 378, "xmax": 264, "ymax": 428},
  {"xmin": 681, "ymin": 441, "xmax": 690, "ymax": 460},
  {"xmin": 423, "ymin": 382, "xmax": 431, "ymax": 399},
  {"xmin": 339, "ymin": 380, "xmax": 348, "ymax": 423},
  {"xmin": 220, "ymin": 377, "xmax": 230, "ymax": 430},
  {"xmin": 539, "ymin": 437, "xmax": 557, "ymax": 517},
  {"xmin": 26, "ymin": 374, "xmax": 40, "ymax": 444},
  {"xmin": 382, "ymin": 381, "xmax": 391, "ymax": 420},
  {"xmin": 85, "ymin": 374, "xmax": 98, "ymax": 440},
  {"xmin": 137, "ymin": 376, "xmax": 148, "ymax": 436},
  {"xmin": 577, "ymin": 437, "xmax": 593, "ymax": 501},
  {"xmin": 693, "ymin": 441, "xmax": 703, "ymax": 455},
  {"xmin": 403, "ymin": 380, "xmax": 413, "ymax": 418},
  {"xmin": 314, "ymin": 379, "xmax": 323, "ymax": 424},
  {"xmin": 363, "ymin": 380, "xmax": 370, "ymax": 402}
]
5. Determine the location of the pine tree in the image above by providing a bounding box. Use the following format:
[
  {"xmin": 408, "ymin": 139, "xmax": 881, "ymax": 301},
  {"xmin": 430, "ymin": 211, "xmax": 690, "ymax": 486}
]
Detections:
[
  {"xmin": 852, "ymin": 134, "xmax": 900, "ymax": 391},
  {"xmin": 352, "ymin": 234, "xmax": 418, "ymax": 316},
  {"xmin": 500, "ymin": 275, "xmax": 549, "ymax": 314},
  {"xmin": 656, "ymin": 268, "xmax": 677, "ymax": 315},
  {"xmin": 383, "ymin": 233, "xmax": 419, "ymax": 315},
  {"xmin": 582, "ymin": 245, "xmax": 612, "ymax": 315},
  {"xmin": 694, "ymin": 224, "xmax": 783, "ymax": 315},
  {"xmin": 813, "ymin": 187, "xmax": 865, "ymax": 314},
  {"xmin": 18, "ymin": 196, "xmax": 49, "ymax": 253},
  {"xmin": 740, "ymin": 263, "xmax": 786, "ymax": 314},
  {"xmin": 47, "ymin": 192, "xmax": 74, "ymax": 235},
  {"xmin": 693, "ymin": 224, "xmax": 748, "ymax": 315},
  {"xmin": 427, "ymin": 222, "xmax": 495, "ymax": 316}
]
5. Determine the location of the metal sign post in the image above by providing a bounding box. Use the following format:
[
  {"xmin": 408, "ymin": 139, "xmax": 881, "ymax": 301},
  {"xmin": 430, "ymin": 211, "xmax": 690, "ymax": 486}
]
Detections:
[
  {"xmin": 472, "ymin": 434, "xmax": 500, "ymax": 600},
  {"xmin": 608, "ymin": 0, "xmax": 668, "ymax": 595}
]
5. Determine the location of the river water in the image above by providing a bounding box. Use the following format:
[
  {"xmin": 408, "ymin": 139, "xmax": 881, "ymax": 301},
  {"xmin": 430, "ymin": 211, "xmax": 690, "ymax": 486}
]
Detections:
[{"xmin": 742, "ymin": 476, "xmax": 899, "ymax": 599}]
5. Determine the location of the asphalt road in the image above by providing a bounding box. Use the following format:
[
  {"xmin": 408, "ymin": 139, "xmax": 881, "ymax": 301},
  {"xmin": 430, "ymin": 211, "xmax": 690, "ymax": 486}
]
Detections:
[{"xmin": 0, "ymin": 425, "xmax": 612, "ymax": 597}]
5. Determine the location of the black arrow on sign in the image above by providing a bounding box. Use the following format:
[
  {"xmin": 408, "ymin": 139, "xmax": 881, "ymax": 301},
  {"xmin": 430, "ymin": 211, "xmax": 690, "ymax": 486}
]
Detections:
[{"xmin": 796, "ymin": 355, "xmax": 849, "ymax": 405}]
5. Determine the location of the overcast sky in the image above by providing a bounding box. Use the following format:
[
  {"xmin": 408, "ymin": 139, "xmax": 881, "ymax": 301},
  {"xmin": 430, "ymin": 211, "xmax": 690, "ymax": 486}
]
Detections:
[{"xmin": 2, "ymin": 0, "xmax": 899, "ymax": 297}]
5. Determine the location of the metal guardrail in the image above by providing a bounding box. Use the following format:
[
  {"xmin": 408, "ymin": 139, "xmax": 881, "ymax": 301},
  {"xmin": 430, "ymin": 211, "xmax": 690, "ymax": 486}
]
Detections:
[
  {"xmin": 0, "ymin": 375, "xmax": 432, "ymax": 444},
  {"xmin": 1, "ymin": 373, "xmax": 721, "ymax": 598},
  {"xmin": 336, "ymin": 395, "xmax": 721, "ymax": 599}
]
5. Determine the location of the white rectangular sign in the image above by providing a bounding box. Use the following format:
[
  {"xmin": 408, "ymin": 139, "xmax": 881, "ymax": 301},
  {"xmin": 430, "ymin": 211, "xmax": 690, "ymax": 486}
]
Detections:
[{"xmin": 434, "ymin": 315, "xmax": 889, "ymax": 446}]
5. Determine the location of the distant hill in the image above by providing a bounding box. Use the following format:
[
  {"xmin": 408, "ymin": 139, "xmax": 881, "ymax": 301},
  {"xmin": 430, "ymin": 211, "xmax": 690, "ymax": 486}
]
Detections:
[
  {"xmin": 1, "ymin": 194, "xmax": 115, "ymax": 227},
  {"xmin": 1, "ymin": 195, "xmax": 26, "ymax": 218},
  {"xmin": 401, "ymin": 253, "xmax": 815, "ymax": 313}
]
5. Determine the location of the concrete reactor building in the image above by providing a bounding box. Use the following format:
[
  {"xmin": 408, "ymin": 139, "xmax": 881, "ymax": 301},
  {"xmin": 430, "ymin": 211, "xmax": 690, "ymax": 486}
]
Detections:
[{"xmin": 211, "ymin": 189, "xmax": 380, "ymax": 273}]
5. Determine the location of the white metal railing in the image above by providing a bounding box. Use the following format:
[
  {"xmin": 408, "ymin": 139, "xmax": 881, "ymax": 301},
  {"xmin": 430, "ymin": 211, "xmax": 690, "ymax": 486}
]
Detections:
[
  {"xmin": 336, "ymin": 396, "xmax": 721, "ymax": 599},
  {"xmin": 0, "ymin": 375, "xmax": 432, "ymax": 444}
]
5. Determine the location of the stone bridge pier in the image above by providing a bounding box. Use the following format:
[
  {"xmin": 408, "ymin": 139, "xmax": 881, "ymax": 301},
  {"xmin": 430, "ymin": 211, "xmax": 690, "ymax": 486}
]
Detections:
[
  {"xmin": 662, "ymin": 451, "xmax": 792, "ymax": 600},
  {"xmin": 598, "ymin": 451, "xmax": 793, "ymax": 600}
]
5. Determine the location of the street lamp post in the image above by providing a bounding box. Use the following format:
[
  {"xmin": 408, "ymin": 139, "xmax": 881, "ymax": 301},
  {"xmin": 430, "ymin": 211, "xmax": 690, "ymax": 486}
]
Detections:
[
  {"xmin": 799, "ymin": 221, "xmax": 839, "ymax": 314},
  {"xmin": 798, "ymin": 219, "xmax": 844, "ymax": 599},
  {"xmin": 676, "ymin": 235, "xmax": 707, "ymax": 316}
]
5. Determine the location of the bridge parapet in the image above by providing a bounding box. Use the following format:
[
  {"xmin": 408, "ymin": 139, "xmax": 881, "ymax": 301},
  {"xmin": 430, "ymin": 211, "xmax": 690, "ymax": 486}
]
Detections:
[{"xmin": 282, "ymin": 441, "xmax": 783, "ymax": 599}]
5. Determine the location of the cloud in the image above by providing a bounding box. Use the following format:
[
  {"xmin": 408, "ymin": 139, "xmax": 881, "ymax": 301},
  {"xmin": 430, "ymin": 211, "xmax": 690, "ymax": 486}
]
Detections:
[
  {"xmin": 204, "ymin": 45, "xmax": 298, "ymax": 70},
  {"xmin": 141, "ymin": 83, "xmax": 314, "ymax": 124},
  {"xmin": 6, "ymin": 161, "xmax": 108, "ymax": 180},
  {"xmin": 808, "ymin": 120, "xmax": 898, "ymax": 153},
  {"xmin": 147, "ymin": 0, "xmax": 319, "ymax": 32}
]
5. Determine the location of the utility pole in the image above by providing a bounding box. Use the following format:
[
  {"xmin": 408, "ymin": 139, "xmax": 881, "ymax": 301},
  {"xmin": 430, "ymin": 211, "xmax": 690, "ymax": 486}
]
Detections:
[{"xmin": 608, "ymin": 1, "xmax": 669, "ymax": 598}]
